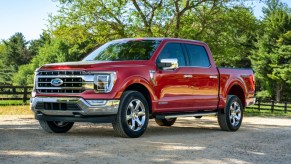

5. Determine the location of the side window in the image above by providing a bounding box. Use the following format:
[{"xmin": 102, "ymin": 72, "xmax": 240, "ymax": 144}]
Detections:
[
  {"xmin": 157, "ymin": 43, "xmax": 186, "ymax": 67},
  {"xmin": 185, "ymin": 44, "xmax": 210, "ymax": 67}
]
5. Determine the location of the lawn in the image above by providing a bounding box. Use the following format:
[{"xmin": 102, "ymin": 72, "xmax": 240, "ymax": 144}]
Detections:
[
  {"xmin": 0, "ymin": 100, "xmax": 29, "ymax": 106},
  {"xmin": 0, "ymin": 105, "xmax": 33, "ymax": 115}
]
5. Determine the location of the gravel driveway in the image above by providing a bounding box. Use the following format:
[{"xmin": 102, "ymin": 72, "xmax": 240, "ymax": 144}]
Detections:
[{"xmin": 0, "ymin": 115, "xmax": 290, "ymax": 164}]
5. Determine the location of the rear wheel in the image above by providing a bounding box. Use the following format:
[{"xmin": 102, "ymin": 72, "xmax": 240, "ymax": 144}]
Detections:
[
  {"xmin": 218, "ymin": 95, "xmax": 243, "ymax": 131},
  {"xmin": 155, "ymin": 118, "xmax": 177, "ymax": 126},
  {"xmin": 112, "ymin": 91, "xmax": 149, "ymax": 138},
  {"xmin": 39, "ymin": 120, "xmax": 74, "ymax": 133}
]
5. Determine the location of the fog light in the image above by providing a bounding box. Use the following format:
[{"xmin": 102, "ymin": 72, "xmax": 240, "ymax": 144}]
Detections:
[{"xmin": 86, "ymin": 100, "xmax": 107, "ymax": 106}]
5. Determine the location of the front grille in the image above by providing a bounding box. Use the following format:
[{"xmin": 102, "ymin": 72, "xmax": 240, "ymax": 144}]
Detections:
[
  {"xmin": 38, "ymin": 71, "xmax": 88, "ymax": 76},
  {"xmin": 35, "ymin": 102, "xmax": 81, "ymax": 111},
  {"xmin": 36, "ymin": 71, "xmax": 94, "ymax": 94}
]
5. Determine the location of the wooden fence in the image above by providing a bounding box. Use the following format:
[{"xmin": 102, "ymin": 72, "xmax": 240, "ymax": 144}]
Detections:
[
  {"xmin": 0, "ymin": 86, "xmax": 33, "ymax": 102},
  {"xmin": 246, "ymin": 99, "xmax": 291, "ymax": 113}
]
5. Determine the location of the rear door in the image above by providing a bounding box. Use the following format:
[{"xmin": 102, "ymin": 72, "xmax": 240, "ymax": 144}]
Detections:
[{"xmin": 183, "ymin": 43, "xmax": 219, "ymax": 110}]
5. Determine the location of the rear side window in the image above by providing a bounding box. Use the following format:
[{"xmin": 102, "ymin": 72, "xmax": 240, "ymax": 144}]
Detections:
[
  {"xmin": 157, "ymin": 43, "xmax": 186, "ymax": 67},
  {"xmin": 184, "ymin": 44, "xmax": 210, "ymax": 67}
]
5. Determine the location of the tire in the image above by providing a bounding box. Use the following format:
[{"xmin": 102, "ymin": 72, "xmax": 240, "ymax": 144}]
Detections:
[
  {"xmin": 195, "ymin": 116, "xmax": 202, "ymax": 119},
  {"xmin": 112, "ymin": 91, "xmax": 149, "ymax": 138},
  {"xmin": 218, "ymin": 95, "xmax": 243, "ymax": 131},
  {"xmin": 39, "ymin": 120, "xmax": 74, "ymax": 133},
  {"xmin": 155, "ymin": 118, "xmax": 177, "ymax": 126}
]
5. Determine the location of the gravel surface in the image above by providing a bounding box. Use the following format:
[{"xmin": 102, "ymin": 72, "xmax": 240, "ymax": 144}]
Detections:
[{"xmin": 0, "ymin": 115, "xmax": 290, "ymax": 164}]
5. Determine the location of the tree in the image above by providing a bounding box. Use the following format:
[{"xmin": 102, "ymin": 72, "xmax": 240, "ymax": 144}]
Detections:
[
  {"xmin": 251, "ymin": 0, "xmax": 291, "ymax": 101},
  {"xmin": 2, "ymin": 33, "xmax": 33, "ymax": 70}
]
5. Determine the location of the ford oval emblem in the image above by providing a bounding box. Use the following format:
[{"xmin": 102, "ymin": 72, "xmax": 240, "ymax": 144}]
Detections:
[{"xmin": 51, "ymin": 78, "xmax": 63, "ymax": 86}]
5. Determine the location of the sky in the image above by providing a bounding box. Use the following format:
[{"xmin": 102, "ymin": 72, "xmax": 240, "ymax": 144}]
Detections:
[{"xmin": 0, "ymin": 0, "xmax": 291, "ymax": 41}]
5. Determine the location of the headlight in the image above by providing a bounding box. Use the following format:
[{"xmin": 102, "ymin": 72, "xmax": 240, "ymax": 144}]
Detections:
[{"xmin": 93, "ymin": 72, "xmax": 116, "ymax": 93}]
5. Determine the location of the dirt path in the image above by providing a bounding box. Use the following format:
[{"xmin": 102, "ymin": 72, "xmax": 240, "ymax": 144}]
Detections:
[{"xmin": 0, "ymin": 115, "xmax": 290, "ymax": 164}]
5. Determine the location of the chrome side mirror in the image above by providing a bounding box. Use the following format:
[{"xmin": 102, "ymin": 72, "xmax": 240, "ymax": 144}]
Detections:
[{"xmin": 157, "ymin": 58, "xmax": 178, "ymax": 70}]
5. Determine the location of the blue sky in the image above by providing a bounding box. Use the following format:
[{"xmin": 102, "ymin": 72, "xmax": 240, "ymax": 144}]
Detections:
[{"xmin": 0, "ymin": 0, "xmax": 291, "ymax": 41}]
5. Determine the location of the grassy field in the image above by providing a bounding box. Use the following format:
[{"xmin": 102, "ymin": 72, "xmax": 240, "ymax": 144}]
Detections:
[
  {"xmin": 0, "ymin": 105, "xmax": 33, "ymax": 115},
  {"xmin": 245, "ymin": 103, "xmax": 291, "ymax": 117},
  {"xmin": 0, "ymin": 100, "xmax": 29, "ymax": 106}
]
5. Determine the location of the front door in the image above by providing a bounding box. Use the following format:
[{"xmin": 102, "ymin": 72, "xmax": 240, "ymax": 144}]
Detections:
[{"xmin": 155, "ymin": 42, "xmax": 194, "ymax": 112}]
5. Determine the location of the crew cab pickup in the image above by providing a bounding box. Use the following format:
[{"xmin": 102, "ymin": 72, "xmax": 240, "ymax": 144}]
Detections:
[{"xmin": 30, "ymin": 38, "xmax": 255, "ymax": 138}]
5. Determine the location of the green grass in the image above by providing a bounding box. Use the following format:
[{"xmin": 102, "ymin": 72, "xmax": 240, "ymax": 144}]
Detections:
[
  {"xmin": 245, "ymin": 103, "xmax": 291, "ymax": 117},
  {"xmin": 0, "ymin": 100, "xmax": 28, "ymax": 106},
  {"xmin": 0, "ymin": 105, "xmax": 33, "ymax": 115}
]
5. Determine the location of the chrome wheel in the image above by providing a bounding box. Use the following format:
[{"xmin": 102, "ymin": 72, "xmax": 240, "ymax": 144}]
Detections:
[
  {"xmin": 218, "ymin": 95, "xmax": 243, "ymax": 131},
  {"xmin": 112, "ymin": 91, "xmax": 149, "ymax": 138},
  {"xmin": 229, "ymin": 101, "xmax": 241, "ymax": 127},
  {"xmin": 126, "ymin": 99, "xmax": 146, "ymax": 131}
]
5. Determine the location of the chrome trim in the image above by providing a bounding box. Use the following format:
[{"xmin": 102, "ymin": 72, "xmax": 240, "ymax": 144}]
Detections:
[
  {"xmin": 30, "ymin": 97, "xmax": 119, "ymax": 116},
  {"xmin": 160, "ymin": 58, "xmax": 178, "ymax": 70},
  {"xmin": 183, "ymin": 74, "xmax": 192, "ymax": 78},
  {"xmin": 164, "ymin": 112, "xmax": 217, "ymax": 119},
  {"xmin": 209, "ymin": 75, "xmax": 218, "ymax": 79},
  {"xmin": 149, "ymin": 70, "xmax": 156, "ymax": 86}
]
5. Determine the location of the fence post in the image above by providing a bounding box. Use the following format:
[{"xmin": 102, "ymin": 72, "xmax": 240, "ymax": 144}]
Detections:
[
  {"xmin": 23, "ymin": 86, "xmax": 27, "ymax": 103},
  {"xmin": 271, "ymin": 100, "xmax": 274, "ymax": 113},
  {"xmin": 258, "ymin": 99, "xmax": 261, "ymax": 112},
  {"xmin": 284, "ymin": 102, "xmax": 288, "ymax": 113}
]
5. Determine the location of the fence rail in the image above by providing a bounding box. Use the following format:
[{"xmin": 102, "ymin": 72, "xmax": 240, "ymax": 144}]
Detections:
[
  {"xmin": 0, "ymin": 86, "xmax": 33, "ymax": 102},
  {"xmin": 246, "ymin": 99, "xmax": 291, "ymax": 113}
]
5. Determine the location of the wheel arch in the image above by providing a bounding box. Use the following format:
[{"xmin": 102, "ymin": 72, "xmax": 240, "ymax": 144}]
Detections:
[
  {"xmin": 227, "ymin": 84, "xmax": 246, "ymax": 109},
  {"xmin": 124, "ymin": 83, "xmax": 153, "ymax": 114},
  {"xmin": 118, "ymin": 77, "xmax": 156, "ymax": 115}
]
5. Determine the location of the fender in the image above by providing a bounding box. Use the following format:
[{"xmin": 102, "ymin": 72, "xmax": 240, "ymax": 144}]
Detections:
[
  {"xmin": 114, "ymin": 75, "xmax": 157, "ymax": 102},
  {"xmin": 219, "ymin": 75, "xmax": 247, "ymax": 108}
]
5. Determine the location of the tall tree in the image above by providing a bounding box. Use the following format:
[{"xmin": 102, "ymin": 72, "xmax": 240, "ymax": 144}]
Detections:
[
  {"xmin": 252, "ymin": 0, "xmax": 291, "ymax": 101},
  {"xmin": 2, "ymin": 33, "xmax": 32, "ymax": 69}
]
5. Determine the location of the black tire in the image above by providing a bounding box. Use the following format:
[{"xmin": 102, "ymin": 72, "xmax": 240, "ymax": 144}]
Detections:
[
  {"xmin": 112, "ymin": 91, "xmax": 149, "ymax": 138},
  {"xmin": 218, "ymin": 95, "xmax": 243, "ymax": 131},
  {"xmin": 39, "ymin": 120, "xmax": 74, "ymax": 133},
  {"xmin": 195, "ymin": 116, "xmax": 202, "ymax": 119},
  {"xmin": 155, "ymin": 118, "xmax": 177, "ymax": 126}
]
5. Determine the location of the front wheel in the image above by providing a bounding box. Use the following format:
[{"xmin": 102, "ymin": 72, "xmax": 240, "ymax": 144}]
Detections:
[
  {"xmin": 112, "ymin": 91, "xmax": 149, "ymax": 138},
  {"xmin": 218, "ymin": 95, "xmax": 243, "ymax": 131},
  {"xmin": 39, "ymin": 120, "xmax": 74, "ymax": 133}
]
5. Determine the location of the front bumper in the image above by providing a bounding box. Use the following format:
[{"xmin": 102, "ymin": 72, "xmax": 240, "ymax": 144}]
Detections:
[{"xmin": 30, "ymin": 97, "xmax": 120, "ymax": 117}]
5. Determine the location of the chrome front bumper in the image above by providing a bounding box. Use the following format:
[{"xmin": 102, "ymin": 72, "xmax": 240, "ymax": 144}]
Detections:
[{"xmin": 30, "ymin": 97, "xmax": 120, "ymax": 116}]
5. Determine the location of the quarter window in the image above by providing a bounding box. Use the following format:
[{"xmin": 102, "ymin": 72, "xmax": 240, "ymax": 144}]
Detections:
[
  {"xmin": 157, "ymin": 43, "xmax": 186, "ymax": 67},
  {"xmin": 185, "ymin": 44, "xmax": 210, "ymax": 67}
]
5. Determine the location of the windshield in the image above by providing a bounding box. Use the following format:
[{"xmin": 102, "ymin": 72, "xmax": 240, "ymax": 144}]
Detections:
[{"xmin": 83, "ymin": 40, "xmax": 161, "ymax": 61}]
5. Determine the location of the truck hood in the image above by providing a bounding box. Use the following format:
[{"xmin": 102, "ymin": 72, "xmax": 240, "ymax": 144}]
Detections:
[{"xmin": 40, "ymin": 60, "xmax": 152, "ymax": 71}]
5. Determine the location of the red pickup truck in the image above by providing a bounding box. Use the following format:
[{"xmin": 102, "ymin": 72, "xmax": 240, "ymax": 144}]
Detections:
[{"xmin": 30, "ymin": 38, "xmax": 255, "ymax": 138}]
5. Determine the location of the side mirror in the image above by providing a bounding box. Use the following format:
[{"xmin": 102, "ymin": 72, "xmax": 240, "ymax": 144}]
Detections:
[{"xmin": 157, "ymin": 58, "xmax": 178, "ymax": 70}]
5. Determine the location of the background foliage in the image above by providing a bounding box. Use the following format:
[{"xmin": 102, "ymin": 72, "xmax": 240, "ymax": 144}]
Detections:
[{"xmin": 0, "ymin": 0, "xmax": 290, "ymax": 101}]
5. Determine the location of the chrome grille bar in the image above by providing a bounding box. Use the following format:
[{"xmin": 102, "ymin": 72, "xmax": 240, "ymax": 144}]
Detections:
[{"xmin": 36, "ymin": 71, "xmax": 94, "ymax": 94}]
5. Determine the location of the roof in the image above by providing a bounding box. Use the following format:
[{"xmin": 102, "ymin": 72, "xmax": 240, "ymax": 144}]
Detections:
[{"xmin": 112, "ymin": 37, "xmax": 206, "ymax": 44}]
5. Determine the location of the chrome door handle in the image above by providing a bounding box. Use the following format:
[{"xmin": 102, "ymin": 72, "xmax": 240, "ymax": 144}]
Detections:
[
  {"xmin": 209, "ymin": 75, "xmax": 218, "ymax": 79},
  {"xmin": 184, "ymin": 75, "xmax": 192, "ymax": 78}
]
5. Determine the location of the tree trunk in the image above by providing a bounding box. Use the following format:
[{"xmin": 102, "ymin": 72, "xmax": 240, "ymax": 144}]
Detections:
[{"xmin": 275, "ymin": 82, "xmax": 282, "ymax": 102}]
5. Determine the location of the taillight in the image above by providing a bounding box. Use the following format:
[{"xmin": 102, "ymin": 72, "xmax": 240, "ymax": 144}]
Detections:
[{"xmin": 249, "ymin": 75, "xmax": 255, "ymax": 90}]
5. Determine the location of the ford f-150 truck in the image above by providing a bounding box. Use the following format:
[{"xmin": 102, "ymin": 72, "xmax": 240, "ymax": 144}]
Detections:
[{"xmin": 30, "ymin": 38, "xmax": 255, "ymax": 138}]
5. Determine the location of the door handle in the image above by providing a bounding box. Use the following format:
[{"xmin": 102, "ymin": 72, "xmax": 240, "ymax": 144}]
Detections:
[
  {"xmin": 184, "ymin": 74, "xmax": 192, "ymax": 78},
  {"xmin": 209, "ymin": 75, "xmax": 218, "ymax": 79}
]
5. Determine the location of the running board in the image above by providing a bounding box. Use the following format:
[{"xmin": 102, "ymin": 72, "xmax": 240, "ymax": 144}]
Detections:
[{"xmin": 155, "ymin": 111, "xmax": 217, "ymax": 119}]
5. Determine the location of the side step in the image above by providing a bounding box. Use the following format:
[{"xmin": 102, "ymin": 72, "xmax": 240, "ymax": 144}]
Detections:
[{"xmin": 155, "ymin": 111, "xmax": 217, "ymax": 119}]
